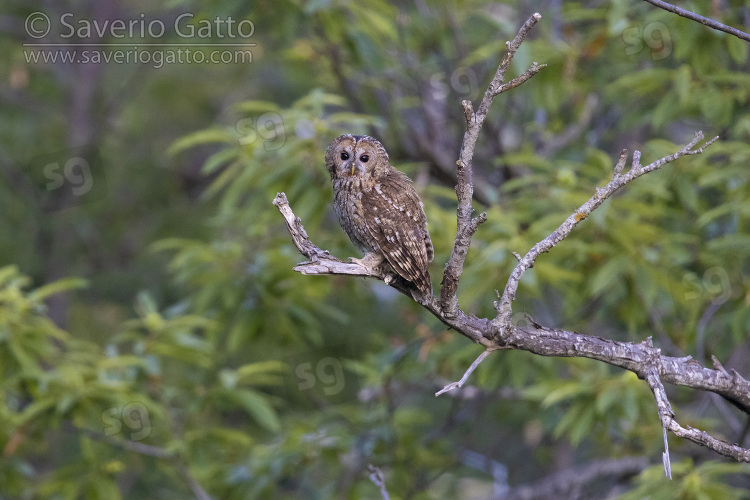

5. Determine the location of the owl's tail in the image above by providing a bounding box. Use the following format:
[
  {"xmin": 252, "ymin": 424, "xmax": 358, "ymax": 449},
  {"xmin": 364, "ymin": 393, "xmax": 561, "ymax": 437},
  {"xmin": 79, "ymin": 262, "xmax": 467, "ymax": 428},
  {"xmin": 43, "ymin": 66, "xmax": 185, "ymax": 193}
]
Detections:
[{"xmin": 410, "ymin": 272, "xmax": 432, "ymax": 301}]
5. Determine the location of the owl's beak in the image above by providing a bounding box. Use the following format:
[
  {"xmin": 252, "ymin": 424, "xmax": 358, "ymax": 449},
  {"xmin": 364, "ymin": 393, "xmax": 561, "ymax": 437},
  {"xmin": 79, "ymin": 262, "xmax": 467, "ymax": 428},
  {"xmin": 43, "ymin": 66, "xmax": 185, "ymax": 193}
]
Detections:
[{"xmin": 351, "ymin": 164, "xmax": 356, "ymax": 176}]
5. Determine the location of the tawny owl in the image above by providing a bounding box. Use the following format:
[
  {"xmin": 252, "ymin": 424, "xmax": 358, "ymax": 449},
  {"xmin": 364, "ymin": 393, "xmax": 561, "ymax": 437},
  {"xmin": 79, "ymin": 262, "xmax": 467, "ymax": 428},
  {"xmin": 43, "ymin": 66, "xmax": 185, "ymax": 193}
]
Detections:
[{"xmin": 325, "ymin": 134, "xmax": 434, "ymax": 299}]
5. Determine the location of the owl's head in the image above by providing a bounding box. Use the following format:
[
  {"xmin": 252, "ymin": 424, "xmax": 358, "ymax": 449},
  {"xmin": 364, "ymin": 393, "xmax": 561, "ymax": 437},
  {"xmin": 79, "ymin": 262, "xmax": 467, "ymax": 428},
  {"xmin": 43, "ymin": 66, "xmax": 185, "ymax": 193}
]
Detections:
[{"xmin": 325, "ymin": 134, "xmax": 390, "ymax": 180}]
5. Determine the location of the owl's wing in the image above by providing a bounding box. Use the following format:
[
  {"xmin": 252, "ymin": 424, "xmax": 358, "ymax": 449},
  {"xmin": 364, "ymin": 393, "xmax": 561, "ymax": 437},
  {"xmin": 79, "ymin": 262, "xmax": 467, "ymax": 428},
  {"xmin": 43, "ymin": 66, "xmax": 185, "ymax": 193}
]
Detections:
[{"xmin": 361, "ymin": 172, "xmax": 432, "ymax": 296}]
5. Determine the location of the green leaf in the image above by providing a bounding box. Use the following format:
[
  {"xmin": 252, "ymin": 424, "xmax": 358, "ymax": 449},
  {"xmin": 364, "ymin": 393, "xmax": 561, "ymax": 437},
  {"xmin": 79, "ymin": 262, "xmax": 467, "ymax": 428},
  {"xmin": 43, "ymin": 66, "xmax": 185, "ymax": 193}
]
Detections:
[
  {"xmin": 15, "ymin": 397, "xmax": 57, "ymax": 426},
  {"xmin": 28, "ymin": 278, "xmax": 88, "ymax": 301},
  {"xmin": 167, "ymin": 128, "xmax": 234, "ymax": 156},
  {"xmin": 568, "ymin": 404, "xmax": 596, "ymax": 445},
  {"xmin": 6, "ymin": 334, "xmax": 43, "ymax": 374},
  {"xmin": 233, "ymin": 100, "xmax": 282, "ymax": 114},
  {"xmin": 652, "ymin": 91, "xmax": 679, "ymax": 130},
  {"xmin": 224, "ymin": 389, "xmax": 280, "ymax": 433},
  {"xmin": 186, "ymin": 427, "xmax": 254, "ymax": 449},
  {"xmin": 0, "ymin": 265, "xmax": 23, "ymax": 287},
  {"xmin": 594, "ymin": 384, "xmax": 620, "ymax": 414},
  {"xmin": 590, "ymin": 256, "xmax": 628, "ymax": 296},
  {"xmin": 200, "ymin": 148, "xmax": 240, "ymax": 175},
  {"xmin": 235, "ymin": 360, "xmax": 288, "ymax": 384},
  {"xmin": 727, "ymin": 35, "xmax": 749, "ymax": 65},
  {"xmin": 541, "ymin": 382, "xmax": 589, "ymax": 407}
]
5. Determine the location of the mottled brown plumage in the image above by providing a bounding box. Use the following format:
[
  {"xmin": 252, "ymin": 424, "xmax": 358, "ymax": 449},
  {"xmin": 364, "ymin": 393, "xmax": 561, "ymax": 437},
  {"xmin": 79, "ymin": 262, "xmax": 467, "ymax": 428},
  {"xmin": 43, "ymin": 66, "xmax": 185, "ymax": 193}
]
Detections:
[{"xmin": 325, "ymin": 135, "xmax": 434, "ymax": 298}]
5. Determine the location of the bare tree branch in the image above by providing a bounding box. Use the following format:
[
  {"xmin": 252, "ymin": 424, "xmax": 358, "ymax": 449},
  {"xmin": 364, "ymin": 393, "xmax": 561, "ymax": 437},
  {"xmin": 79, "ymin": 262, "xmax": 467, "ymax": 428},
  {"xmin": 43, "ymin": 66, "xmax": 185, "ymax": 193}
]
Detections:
[
  {"xmin": 493, "ymin": 132, "xmax": 719, "ymax": 330},
  {"xmin": 499, "ymin": 324, "xmax": 750, "ymax": 463},
  {"xmin": 645, "ymin": 367, "xmax": 675, "ymax": 478},
  {"xmin": 273, "ymin": 192, "xmax": 494, "ymax": 347},
  {"xmin": 435, "ymin": 348, "xmax": 499, "ymax": 396},
  {"xmin": 642, "ymin": 0, "xmax": 750, "ymax": 42},
  {"xmin": 273, "ymin": 14, "xmax": 750, "ymax": 463},
  {"xmin": 440, "ymin": 12, "xmax": 546, "ymax": 320},
  {"xmin": 646, "ymin": 364, "xmax": 750, "ymax": 466},
  {"xmin": 274, "ymin": 139, "xmax": 748, "ymax": 462}
]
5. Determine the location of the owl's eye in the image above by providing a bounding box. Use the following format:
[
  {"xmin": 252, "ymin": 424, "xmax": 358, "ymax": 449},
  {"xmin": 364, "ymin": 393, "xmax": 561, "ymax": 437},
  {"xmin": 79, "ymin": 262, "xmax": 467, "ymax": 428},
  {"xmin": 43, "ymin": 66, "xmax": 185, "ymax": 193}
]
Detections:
[
  {"xmin": 360, "ymin": 154, "xmax": 369, "ymax": 163},
  {"xmin": 340, "ymin": 152, "xmax": 350, "ymax": 161}
]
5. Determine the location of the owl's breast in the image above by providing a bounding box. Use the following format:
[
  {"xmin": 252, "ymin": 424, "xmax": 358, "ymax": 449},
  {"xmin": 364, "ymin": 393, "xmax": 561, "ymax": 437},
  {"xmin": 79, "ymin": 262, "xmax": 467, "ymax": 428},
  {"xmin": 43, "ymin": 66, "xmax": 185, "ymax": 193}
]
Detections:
[{"xmin": 333, "ymin": 177, "xmax": 376, "ymax": 253}]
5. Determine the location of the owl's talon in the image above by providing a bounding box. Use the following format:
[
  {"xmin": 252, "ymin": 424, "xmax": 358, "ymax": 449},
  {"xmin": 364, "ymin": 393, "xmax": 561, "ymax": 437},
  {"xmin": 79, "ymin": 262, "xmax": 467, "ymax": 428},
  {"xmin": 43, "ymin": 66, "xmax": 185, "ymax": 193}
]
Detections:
[
  {"xmin": 348, "ymin": 256, "xmax": 364, "ymax": 266},
  {"xmin": 350, "ymin": 252, "xmax": 386, "ymax": 274}
]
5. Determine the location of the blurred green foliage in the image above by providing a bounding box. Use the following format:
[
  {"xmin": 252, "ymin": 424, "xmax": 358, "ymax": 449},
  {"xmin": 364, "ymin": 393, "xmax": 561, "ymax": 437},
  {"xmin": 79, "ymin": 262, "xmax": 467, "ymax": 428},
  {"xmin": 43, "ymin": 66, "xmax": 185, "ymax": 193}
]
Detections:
[{"xmin": 1, "ymin": 0, "xmax": 749, "ymax": 498}]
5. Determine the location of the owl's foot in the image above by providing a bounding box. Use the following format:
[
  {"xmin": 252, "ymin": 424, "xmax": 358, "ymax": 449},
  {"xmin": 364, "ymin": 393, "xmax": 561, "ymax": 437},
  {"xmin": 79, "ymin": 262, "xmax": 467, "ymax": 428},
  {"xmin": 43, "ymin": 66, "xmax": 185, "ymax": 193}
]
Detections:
[
  {"xmin": 383, "ymin": 272, "xmax": 398, "ymax": 286},
  {"xmin": 349, "ymin": 252, "xmax": 386, "ymax": 274}
]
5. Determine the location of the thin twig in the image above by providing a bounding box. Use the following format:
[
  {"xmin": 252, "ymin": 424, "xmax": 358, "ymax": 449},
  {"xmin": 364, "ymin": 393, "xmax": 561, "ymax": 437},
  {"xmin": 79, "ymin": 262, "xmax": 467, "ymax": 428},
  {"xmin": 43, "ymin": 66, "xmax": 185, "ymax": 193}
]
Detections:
[
  {"xmin": 173, "ymin": 461, "xmax": 213, "ymax": 500},
  {"xmin": 368, "ymin": 464, "xmax": 390, "ymax": 500},
  {"xmin": 75, "ymin": 425, "xmax": 173, "ymax": 459},
  {"xmin": 493, "ymin": 133, "xmax": 718, "ymax": 331},
  {"xmin": 642, "ymin": 0, "xmax": 750, "ymax": 42},
  {"xmin": 436, "ymin": 349, "xmax": 495, "ymax": 396},
  {"xmin": 644, "ymin": 366, "xmax": 674, "ymax": 478},
  {"xmin": 440, "ymin": 12, "xmax": 545, "ymax": 319}
]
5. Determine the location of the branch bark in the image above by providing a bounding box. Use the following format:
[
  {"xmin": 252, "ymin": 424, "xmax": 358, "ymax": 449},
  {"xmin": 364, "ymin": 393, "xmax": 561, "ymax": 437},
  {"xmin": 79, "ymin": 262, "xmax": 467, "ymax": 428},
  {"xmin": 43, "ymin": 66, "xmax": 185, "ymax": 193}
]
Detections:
[
  {"xmin": 368, "ymin": 464, "xmax": 391, "ymax": 500},
  {"xmin": 642, "ymin": 0, "xmax": 750, "ymax": 42},
  {"xmin": 273, "ymin": 14, "xmax": 750, "ymax": 463}
]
